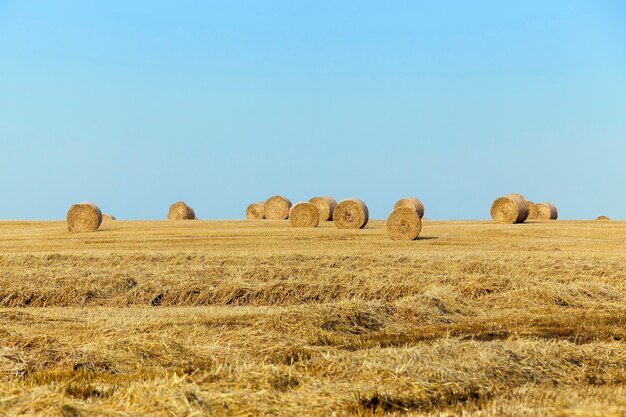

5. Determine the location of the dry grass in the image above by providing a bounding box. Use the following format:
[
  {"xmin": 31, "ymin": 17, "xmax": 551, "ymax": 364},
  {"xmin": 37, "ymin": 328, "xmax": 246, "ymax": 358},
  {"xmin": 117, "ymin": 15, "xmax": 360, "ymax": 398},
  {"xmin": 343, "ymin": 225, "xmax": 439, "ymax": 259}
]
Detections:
[{"xmin": 1, "ymin": 219, "xmax": 626, "ymax": 416}]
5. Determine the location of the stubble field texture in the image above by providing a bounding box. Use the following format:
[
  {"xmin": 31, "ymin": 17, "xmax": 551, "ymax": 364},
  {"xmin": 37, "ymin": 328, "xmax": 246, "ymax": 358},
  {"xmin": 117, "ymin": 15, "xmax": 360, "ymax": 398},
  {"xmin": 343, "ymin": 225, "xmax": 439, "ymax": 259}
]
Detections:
[{"xmin": 1, "ymin": 219, "xmax": 626, "ymax": 416}]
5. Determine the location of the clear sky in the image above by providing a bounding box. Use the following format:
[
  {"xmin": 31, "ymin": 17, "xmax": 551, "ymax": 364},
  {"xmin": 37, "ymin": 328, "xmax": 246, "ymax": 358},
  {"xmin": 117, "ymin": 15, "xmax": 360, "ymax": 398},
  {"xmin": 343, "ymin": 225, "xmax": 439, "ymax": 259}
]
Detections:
[{"xmin": 1, "ymin": 1, "xmax": 625, "ymax": 220}]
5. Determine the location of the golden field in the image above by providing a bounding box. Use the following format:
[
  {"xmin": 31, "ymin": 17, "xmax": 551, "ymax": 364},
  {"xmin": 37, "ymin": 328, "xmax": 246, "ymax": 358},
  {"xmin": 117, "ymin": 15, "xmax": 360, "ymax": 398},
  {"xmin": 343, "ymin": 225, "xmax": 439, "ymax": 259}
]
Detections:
[{"xmin": 1, "ymin": 219, "xmax": 626, "ymax": 416}]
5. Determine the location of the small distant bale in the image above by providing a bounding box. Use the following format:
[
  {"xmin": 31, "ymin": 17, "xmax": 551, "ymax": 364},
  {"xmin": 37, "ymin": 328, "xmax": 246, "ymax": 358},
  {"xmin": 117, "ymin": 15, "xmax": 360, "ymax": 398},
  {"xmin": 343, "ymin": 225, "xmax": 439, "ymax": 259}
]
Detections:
[
  {"xmin": 333, "ymin": 198, "xmax": 369, "ymax": 229},
  {"xmin": 394, "ymin": 197, "xmax": 425, "ymax": 219},
  {"xmin": 491, "ymin": 195, "xmax": 529, "ymax": 224},
  {"xmin": 264, "ymin": 195, "xmax": 292, "ymax": 220},
  {"xmin": 246, "ymin": 202, "xmax": 265, "ymax": 220},
  {"xmin": 309, "ymin": 196, "xmax": 337, "ymax": 221},
  {"xmin": 525, "ymin": 201, "xmax": 538, "ymax": 221},
  {"xmin": 102, "ymin": 213, "xmax": 116, "ymax": 221},
  {"xmin": 597, "ymin": 215, "xmax": 610, "ymax": 221},
  {"xmin": 387, "ymin": 207, "xmax": 422, "ymax": 240},
  {"xmin": 536, "ymin": 202, "xmax": 558, "ymax": 220},
  {"xmin": 66, "ymin": 202, "xmax": 102, "ymax": 232},
  {"xmin": 167, "ymin": 201, "xmax": 196, "ymax": 220},
  {"xmin": 289, "ymin": 202, "xmax": 320, "ymax": 227}
]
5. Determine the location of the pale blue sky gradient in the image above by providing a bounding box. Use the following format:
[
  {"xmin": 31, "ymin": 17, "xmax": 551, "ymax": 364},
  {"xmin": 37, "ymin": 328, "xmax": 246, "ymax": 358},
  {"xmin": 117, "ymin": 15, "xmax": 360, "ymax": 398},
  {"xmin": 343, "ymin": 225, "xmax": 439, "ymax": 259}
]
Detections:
[{"xmin": 1, "ymin": 1, "xmax": 625, "ymax": 219}]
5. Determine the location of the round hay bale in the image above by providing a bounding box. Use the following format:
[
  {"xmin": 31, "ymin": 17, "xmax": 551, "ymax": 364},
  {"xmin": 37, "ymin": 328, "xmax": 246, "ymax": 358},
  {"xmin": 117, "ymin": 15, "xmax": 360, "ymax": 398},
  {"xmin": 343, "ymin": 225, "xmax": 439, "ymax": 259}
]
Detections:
[
  {"xmin": 525, "ymin": 201, "xmax": 538, "ymax": 221},
  {"xmin": 333, "ymin": 198, "xmax": 369, "ymax": 229},
  {"xmin": 66, "ymin": 202, "xmax": 102, "ymax": 232},
  {"xmin": 167, "ymin": 201, "xmax": 196, "ymax": 220},
  {"xmin": 490, "ymin": 195, "xmax": 529, "ymax": 224},
  {"xmin": 102, "ymin": 213, "xmax": 116, "ymax": 221},
  {"xmin": 596, "ymin": 215, "xmax": 610, "ymax": 221},
  {"xmin": 394, "ymin": 197, "xmax": 425, "ymax": 219},
  {"xmin": 536, "ymin": 202, "xmax": 558, "ymax": 220},
  {"xmin": 386, "ymin": 207, "xmax": 422, "ymax": 240},
  {"xmin": 309, "ymin": 196, "xmax": 337, "ymax": 221},
  {"xmin": 289, "ymin": 202, "xmax": 320, "ymax": 227},
  {"xmin": 505, "ymin": 194, "xmax": 530, "ymax": 222},
  {"xmin": 245, "ymin": 202, "xmax": 265, "ymax": 220},
  {"xmin": 264, "ymin": 195, "xmax": 292, "ymax": 220}
]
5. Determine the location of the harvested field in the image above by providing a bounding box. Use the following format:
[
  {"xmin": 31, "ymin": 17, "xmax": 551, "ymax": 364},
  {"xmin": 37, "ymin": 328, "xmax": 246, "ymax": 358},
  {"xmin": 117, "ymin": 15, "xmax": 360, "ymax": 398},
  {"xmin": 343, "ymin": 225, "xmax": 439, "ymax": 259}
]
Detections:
[{"xmin": 1, "ymin": 219, "xmax": 626, "ymax": 416}]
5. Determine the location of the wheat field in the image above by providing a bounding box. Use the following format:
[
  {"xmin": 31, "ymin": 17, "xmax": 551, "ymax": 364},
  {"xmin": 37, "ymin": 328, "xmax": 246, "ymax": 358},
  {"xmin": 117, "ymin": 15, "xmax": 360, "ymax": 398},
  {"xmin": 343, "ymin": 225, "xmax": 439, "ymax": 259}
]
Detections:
[{"xmin": 1, "ymin": 219, "xmax": 626, "ymax": 416}]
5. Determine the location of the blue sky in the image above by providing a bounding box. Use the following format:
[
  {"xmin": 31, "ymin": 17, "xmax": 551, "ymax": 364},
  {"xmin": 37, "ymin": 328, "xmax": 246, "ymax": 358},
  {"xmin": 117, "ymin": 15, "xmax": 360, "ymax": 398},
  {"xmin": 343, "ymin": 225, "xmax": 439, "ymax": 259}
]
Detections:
[{"xmin": 1, "ymin": 1, "xmax": 625, "ymax": 220}]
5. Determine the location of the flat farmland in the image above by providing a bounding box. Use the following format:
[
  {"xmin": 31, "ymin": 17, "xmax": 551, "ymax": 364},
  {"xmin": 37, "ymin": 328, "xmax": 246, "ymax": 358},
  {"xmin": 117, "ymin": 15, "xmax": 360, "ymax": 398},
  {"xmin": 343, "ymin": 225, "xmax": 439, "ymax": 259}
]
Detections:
[{"xmin": 1, "ymin": 219, "xmax": 626, "ymax": 416}]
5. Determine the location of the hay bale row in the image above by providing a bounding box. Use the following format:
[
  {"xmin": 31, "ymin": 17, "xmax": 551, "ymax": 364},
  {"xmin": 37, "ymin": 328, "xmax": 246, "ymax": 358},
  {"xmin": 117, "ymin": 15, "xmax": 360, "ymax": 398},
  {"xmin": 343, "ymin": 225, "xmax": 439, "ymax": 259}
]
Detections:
[
  {"xmin": 65, "ymin": 196, "xmax": 368, "ymax": 232},
  {"xmin": 491, "ymin": 193, "xmax": 558, "ymax": 223},
  {"xmin": 259, "ymin": 195, "xmax": 368, "ymax": 229},
  {"xmin": 102, "ymin": 213, "xmax": 116, "ymax": 221},
  {"xmin": 244, "ymin": 195, "xmax": 336, "ymax": 228},
  {"xmin": 247, "ymin": 195, "xmax": 338, "ymax": 224},
  {"xmin": 67, "ymin": 202, "xmax": 102, "ymax": 232}
]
